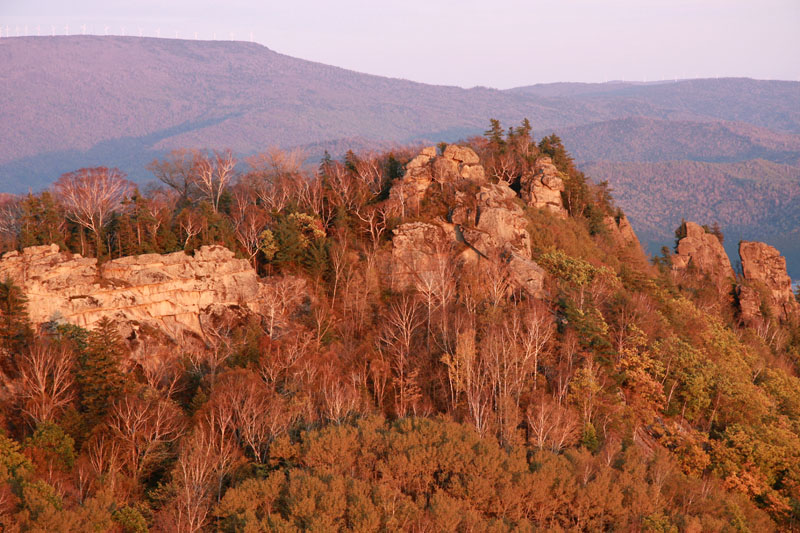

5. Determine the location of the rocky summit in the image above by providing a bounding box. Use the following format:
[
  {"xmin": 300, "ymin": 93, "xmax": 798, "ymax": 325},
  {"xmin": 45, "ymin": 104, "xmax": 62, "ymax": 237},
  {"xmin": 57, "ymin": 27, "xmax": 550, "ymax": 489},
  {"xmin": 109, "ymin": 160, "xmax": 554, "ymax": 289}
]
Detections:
[{"xmin": 389, "ymin": 145, "xmax": 550, "ymax": 296}]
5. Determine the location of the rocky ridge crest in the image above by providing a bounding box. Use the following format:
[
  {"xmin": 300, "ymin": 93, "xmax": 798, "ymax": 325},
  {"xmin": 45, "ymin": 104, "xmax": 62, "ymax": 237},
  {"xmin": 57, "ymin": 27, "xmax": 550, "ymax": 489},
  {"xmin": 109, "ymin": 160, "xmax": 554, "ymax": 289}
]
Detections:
[{"xmin": 388, "ymin": 145, "xmax": 558, "ymax": 297}]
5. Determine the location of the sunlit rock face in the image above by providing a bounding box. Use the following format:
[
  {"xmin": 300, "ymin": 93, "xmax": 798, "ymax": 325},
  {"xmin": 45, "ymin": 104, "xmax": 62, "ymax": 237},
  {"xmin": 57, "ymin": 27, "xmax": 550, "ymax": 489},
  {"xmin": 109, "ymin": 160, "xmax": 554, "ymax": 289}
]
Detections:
[
  {"xmin": 0, "ymin": 244, "xmax": 260, "ymax": 341},
  {"xmin": 387, "ymin": 145, "xmax": 545, "ymax": 297},
  {"xmin": 603, "ymin": 214, "xmax": 644, "ymax": 256},
  {"xmin": 519, "ymin": 156, "xmax": 567, "ymax": 217},
  {"xmin": 671, "ymin": 222, "xmax": 734, "ymax": 286},
  {"xmin": 738, "ymin": 241, "xmax": 798, "ymax": 324}
]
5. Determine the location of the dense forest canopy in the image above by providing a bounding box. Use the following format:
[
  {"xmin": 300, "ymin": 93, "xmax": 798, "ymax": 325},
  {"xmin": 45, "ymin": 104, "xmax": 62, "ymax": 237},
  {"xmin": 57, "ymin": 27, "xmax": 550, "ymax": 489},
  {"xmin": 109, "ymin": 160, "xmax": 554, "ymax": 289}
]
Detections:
[{"xmin": 0, "ymin": 122, "xmax": 798, "ymax": 531}]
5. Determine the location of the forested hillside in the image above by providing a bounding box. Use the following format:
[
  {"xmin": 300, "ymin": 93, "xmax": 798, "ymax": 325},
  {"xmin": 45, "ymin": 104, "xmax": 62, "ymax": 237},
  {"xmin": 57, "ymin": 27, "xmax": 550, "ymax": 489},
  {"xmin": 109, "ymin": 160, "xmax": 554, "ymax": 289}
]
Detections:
[{"xmin": 0, "ymin": 125, "xmax": 798, "ymax": 531}]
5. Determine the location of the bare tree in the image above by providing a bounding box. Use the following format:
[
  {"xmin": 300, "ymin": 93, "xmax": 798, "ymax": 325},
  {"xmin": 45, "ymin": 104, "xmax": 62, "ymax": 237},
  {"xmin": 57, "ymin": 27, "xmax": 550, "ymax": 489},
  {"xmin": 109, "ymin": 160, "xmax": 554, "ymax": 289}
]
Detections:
[
  {"xmin": 84, "ymin": 431, "xmax": 124, "ymax": 497},
  {"xmin": 212, "ymin": 369, "xmax": 293, "ymax": 462},
  {"xmin": 193, "ymin": 150, "xmax": 236, "ymax": 213},
  {"xmin": 0, "ymin": 196, "xmax": 21, "ymax": 245},
  {"xmin": 526, "ymin": 395, "xmax": 579, "ymax": 452},
  {"xmin": 11, "ymin": 344, "xmax": 74, "ymax": 426},
  {"xmin": 245, "ymin": 147, "xmax": 306, "ymax": 212},
  {"xmin": 351, "ymin": 152, "xmax": 385, "ymax": 197},
  {"xmin": 54, "ymin": 167, "xmax": 132, "ymax": 255},
  {"xmin": 176, "ymin": 208, "xmax": 206, "ymax": 249},
  {"xmin": 106, "ymin": 394, "xmax": 184, "ymax": 483},
  {"xmin": 195, "ymin": 397, "xmax": 244, "ymax": 501},
  {"xmin": 355, "ymin": 205, "xmax": 389, "ymax": 255},
  {"xmin": 231, "ymin": 202, "xmax": 270, "ymax": 267},
  {"xmin": 259, "ymin": 276, "xmax": 306, "ymax": 337},
  {"xmin": 170, "ymin": 427, "xmax": 220, "ymax": 533},
  {"xmin": 147, "ymin": 149, "xmax": 201, "ymax": 203},
  {"xmin": 378, "ymin": 295, "xmax": 423, "ymax": 418}
]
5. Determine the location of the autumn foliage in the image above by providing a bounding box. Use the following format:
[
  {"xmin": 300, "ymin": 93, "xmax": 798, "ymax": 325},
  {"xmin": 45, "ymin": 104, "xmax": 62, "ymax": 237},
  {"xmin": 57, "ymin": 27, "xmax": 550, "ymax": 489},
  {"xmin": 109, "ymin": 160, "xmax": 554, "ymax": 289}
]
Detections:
[{"xmin": 0, "ymin": 123, "xmax": 797, "ymax": 531}]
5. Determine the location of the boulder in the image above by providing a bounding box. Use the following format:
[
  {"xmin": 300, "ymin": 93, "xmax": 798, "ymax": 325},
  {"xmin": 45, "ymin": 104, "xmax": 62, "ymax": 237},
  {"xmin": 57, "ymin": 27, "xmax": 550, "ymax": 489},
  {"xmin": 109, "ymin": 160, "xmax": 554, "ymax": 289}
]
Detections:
[
  {"xmin": 443, "ymin": 144, "xmax": 480, "ymax": 165},
  {"xmin": 520, "ymin": 156, "xmax": 567, "ymax": 217},
  {"xmin": 738, "ymin": 241, "xmax": 798, "ymax": 322},
  {"xmin": 507, "ymin": 253, "xmax": 546, "ymax": 298}
]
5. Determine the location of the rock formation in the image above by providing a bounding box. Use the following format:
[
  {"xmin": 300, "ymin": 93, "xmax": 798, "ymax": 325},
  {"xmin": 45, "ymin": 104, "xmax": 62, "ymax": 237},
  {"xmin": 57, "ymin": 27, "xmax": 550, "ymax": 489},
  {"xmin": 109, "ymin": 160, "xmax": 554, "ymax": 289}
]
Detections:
[
  {"xmin": 389, "ymin": 145, "xmax": 545, "ymax": 297},
  {"xmin": 671, "ymin": 222, "xmax": 734, "ymax": 288},
  {"xmin": 737, "ymin": 241, "xmax": 798, "ymax": 323},
  {"xmin": 519, "ymin": 156, "xmax": 567, "ymax": 217},
  {"xmin": 388, "ymin": 145, "xmax": 486, "ymax": 217},
  {"xmin": 0, "ymin": 244, "xmax": 261, "ymax": 341},
  {"xmin": 603, "ymin": 214, "xmax": 645, "ymax": 256}
]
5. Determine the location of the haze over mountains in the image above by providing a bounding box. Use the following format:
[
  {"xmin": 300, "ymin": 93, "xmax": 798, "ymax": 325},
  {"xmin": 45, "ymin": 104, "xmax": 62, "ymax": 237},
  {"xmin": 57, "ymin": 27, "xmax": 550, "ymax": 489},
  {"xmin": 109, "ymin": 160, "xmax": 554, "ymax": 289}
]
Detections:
[{"xmin": 1, "ymin": 35, "xmax": 799, "ymax": 273}]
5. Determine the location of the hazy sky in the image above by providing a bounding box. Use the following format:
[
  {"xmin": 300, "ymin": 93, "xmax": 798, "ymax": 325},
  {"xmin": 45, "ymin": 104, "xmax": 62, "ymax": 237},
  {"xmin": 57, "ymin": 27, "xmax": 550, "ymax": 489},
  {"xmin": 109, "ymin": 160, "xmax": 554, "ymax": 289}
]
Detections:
[{"xmin": 2, "ymin": 0, "xmax": 799, "ymax": 88}]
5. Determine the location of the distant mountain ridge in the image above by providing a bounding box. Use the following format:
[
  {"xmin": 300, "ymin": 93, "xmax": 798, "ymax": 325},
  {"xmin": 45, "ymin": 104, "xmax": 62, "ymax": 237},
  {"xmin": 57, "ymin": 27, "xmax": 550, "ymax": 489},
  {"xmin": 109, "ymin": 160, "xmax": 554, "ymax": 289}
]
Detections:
[{"xmin": 1, "ymin": 35, "xmax": 799, "ymax": 273}]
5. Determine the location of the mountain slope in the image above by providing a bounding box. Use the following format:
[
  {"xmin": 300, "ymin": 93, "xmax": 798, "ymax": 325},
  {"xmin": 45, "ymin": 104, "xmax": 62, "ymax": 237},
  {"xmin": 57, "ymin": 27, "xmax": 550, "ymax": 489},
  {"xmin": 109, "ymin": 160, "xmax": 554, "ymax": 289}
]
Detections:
[
  {"xmin": 0, "ymin": 36, "xmax": 554, "ymax": 189},
  {"xmin": 557, "ymin": 117, "xmax": 800, "ymax": 165},
  {"xmin": 2, "ymin": 36, "xmax": 799, "ymax": 192},
  {"xmin": 510, "ymin": 78, "xmax": 800, "ymax": 134},
  {"xmin": 583, "ymin": 159, "xmax": 800, "ymax": 275}
]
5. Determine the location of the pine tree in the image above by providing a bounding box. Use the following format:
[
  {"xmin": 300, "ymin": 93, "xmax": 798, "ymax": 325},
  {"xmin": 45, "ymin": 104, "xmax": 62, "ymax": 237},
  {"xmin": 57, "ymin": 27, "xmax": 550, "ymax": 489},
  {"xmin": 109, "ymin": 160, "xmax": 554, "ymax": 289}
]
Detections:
[
  {"xmin": 77, "ymin": 317, "xmax": 126, "ymax": 424},
  {"xmin": 484, "ymin": 119, "xmax": 505, "ymax": 148},
  {"xmin": 0, "ymin": 278, "xmax": 33, "ymax": 356}
]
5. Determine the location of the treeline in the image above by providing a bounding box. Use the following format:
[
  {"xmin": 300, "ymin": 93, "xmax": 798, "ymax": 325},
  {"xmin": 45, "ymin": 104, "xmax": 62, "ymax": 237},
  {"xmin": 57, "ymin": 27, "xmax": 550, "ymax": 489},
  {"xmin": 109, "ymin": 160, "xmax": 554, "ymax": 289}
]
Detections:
[{"xmin": 0, "ymin": 122, "xmax": 798, "ymax": 531}]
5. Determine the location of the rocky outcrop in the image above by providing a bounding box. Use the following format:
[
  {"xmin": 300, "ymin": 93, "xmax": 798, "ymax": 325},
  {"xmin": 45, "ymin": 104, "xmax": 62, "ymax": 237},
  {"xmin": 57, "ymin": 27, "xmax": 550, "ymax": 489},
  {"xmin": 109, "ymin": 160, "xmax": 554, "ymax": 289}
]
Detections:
[
  {"xmin": 520, "ymin": 156, "xmax": 567, "ymax": 217},
  {"xmin": 390, "ymin": 222, "xmax": 457, "ymax": 290},
  {"xmin": 388, "ymin": 145, "xmax": 486, "ymax": 217},
  {"xmin": 0, "ymin": 244, "xmax": 260, "ymax": 340},
  {"xmin": 604, "ymin": 215, "xmax": 644, "ymax": 255},
  {"xmin": 388, "ymin": 146, "xmax": 544, "ymax": 297},
  {"xmin": 738, "ymin": 241, "xmax": 798, "ymax": 323},
  {"xmin": 671, "ymin": 222, "xmax": 734, "ymax": 288}
]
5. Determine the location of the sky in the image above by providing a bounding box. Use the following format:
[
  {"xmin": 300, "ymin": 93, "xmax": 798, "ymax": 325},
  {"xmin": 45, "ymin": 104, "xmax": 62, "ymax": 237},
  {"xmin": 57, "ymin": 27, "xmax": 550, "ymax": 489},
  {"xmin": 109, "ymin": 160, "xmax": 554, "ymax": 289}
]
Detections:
[{"xmin": 1, "ymin": 0, "xmax": 799, "ymax": 89}]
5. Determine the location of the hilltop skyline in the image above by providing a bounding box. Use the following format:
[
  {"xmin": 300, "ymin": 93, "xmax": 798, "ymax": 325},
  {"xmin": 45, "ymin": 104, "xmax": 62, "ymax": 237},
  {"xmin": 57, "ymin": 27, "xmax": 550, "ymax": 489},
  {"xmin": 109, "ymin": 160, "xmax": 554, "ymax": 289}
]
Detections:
[{"xmin": 2, "ymin": 0, "xmax": 799, "ymax": 88}]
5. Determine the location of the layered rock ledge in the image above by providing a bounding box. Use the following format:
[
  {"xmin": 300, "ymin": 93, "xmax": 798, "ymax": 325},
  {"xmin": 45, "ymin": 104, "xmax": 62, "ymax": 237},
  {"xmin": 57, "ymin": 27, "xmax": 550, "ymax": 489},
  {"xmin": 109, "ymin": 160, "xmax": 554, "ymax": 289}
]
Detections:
[{"xmin": 0, "ymin": 244, "xmax": 260, "ymax": 340}]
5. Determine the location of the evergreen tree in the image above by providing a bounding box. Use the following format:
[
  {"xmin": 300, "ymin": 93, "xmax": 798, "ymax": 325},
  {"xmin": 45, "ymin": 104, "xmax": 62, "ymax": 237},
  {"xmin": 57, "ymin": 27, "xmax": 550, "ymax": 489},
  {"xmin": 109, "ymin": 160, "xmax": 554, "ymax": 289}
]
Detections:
[
  {"xmin": 18, "ymin": 192, "xmax": 65, "ymax": 249},
  {"xmin": 0, "ymin": 278, "xmax": 33, "ymax": 356},
  {"xmin": 77, "ymin": 317, "xmax": 126, "ymax": 424},
  {"xmin": 484, "ymin": 118, "xmax": 505, "ymax": 148},
  {"xmin": 515, "ymin": 117, "xmax": 533, "ymax": 141}
]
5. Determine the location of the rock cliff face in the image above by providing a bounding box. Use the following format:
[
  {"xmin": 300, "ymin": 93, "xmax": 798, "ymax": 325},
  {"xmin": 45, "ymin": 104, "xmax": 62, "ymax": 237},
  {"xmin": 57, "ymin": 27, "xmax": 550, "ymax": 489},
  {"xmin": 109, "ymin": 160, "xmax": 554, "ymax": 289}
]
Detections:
[
  {"xmin": 389, "ymin": 146, "xmax": 545, "ymax": 297},
  {"xmin": 738, "ymin": 241, "xmax": 798, "ymax": 323},
  {"xmin": 519, "ymin": 156, "xmax": 567, "ymax": 217},
  {"xmin": 671, "ymin": 222, "xmax": 734, "ymax": 288},
  {"xmin": 0, "ymin": 244, "xmax": 260, "ymax": 340}
]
